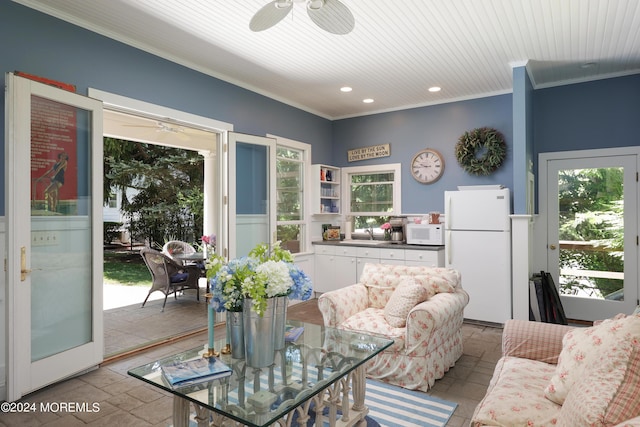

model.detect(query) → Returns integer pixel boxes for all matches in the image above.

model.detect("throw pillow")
[557,336,640,426]
[383,278,430,328]
[544,315,640,405]
[170,272,189,283]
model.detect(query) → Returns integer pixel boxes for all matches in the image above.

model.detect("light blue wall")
[533,74,640,155]
[332,95,514,213]
[0,2,333,215]
[512,66,535,214]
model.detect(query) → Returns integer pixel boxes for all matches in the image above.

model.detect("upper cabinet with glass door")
[312,164,340,215]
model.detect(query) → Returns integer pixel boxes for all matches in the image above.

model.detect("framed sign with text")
[347,144,391,162]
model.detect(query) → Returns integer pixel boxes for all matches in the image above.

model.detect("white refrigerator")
[444,187,512,324]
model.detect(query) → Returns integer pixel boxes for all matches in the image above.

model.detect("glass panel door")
[547,155,638,321]
[228,133,276,258]
[30,95,93,361]
[5,73,103,400]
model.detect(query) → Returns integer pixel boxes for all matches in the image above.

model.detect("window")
[275,138,310,253]
[343,164,401,235]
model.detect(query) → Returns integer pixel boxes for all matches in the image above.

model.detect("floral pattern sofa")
[317,263,469,391]
[472,316,640,427]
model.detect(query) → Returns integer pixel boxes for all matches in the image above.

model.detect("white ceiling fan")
[250,0,355,35]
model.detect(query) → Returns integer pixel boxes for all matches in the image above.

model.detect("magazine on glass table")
[161,357,232,388]
[285,325,304,342]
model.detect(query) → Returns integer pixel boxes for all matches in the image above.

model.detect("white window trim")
[341,163,402,216]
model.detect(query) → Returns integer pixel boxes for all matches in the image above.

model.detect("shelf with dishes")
[312,164,340,214]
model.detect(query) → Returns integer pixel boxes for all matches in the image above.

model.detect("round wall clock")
[411,148,445,184]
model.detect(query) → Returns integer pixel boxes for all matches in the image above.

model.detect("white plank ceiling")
[14,0,640,119]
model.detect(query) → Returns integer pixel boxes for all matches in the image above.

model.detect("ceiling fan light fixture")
[274,0,293,9]
[307,0,325,10]
[252,0,354,34]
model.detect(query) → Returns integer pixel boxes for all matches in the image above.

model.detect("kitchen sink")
[339,240,386,245]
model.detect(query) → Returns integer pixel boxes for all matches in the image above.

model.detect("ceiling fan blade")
[307,0,355,35]
[250,1,293,32]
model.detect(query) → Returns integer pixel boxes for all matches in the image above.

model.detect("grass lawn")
[104,249,151,286]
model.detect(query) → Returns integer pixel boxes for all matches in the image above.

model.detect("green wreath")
[455,127,507,176]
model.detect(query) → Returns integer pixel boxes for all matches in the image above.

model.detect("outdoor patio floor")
[104,281,208,358]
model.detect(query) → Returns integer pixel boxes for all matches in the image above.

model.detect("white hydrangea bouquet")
[207,241,313,316]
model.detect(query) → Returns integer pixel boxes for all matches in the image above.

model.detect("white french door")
[541,150,638,321]
[227,132,276,258]
[5,73,103,400]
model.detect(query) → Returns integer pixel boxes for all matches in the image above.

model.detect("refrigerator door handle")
[445,194,451,228]
[446,230,452,264]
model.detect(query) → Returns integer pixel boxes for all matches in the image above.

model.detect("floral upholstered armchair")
[318,263,469,391]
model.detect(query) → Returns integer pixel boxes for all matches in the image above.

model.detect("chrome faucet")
[365,227,374,240]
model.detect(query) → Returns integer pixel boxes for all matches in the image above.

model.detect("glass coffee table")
[128,321,393,427]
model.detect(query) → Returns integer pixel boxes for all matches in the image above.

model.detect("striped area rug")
[364,379,457,427]
[186,362,457,426]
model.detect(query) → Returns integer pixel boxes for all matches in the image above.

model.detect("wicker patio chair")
[162,240,206,273]
[140,247,201,311]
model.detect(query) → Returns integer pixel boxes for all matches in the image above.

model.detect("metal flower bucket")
[243,298,276,368]
[273,296,288,351]
[227,310,245,359]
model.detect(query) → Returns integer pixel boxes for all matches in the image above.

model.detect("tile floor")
[104,286,206,357]
[1,299,503,427]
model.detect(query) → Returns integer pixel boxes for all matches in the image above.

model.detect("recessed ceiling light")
[340,86,352,92]
[428,86,441,92]
[363,98,374,103]
[581,62,597,69]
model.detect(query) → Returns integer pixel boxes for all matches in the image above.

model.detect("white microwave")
[405,223,445,245]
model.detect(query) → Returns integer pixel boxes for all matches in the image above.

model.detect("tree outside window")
[103,137,204,248]
[344,165,401,236]
[558,167,624,300]
[276,145,306,253]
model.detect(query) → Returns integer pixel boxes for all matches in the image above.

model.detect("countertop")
[312,240,444,251]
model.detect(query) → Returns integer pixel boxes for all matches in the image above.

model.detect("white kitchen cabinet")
[314,245,357,293]
[356,246,405,281]
[405,248,444,267]
[311,164,340,215]
[315,244,444,292]
[379,247,405,263]
[356,246,380,281]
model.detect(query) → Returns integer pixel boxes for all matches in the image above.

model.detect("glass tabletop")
[127,321,393,427]
[172,252,205,261]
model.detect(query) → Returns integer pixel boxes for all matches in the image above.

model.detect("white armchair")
[318,263,469,391]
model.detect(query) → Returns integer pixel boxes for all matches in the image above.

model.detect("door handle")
[20,246,32,281]
[549,244,557,250]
